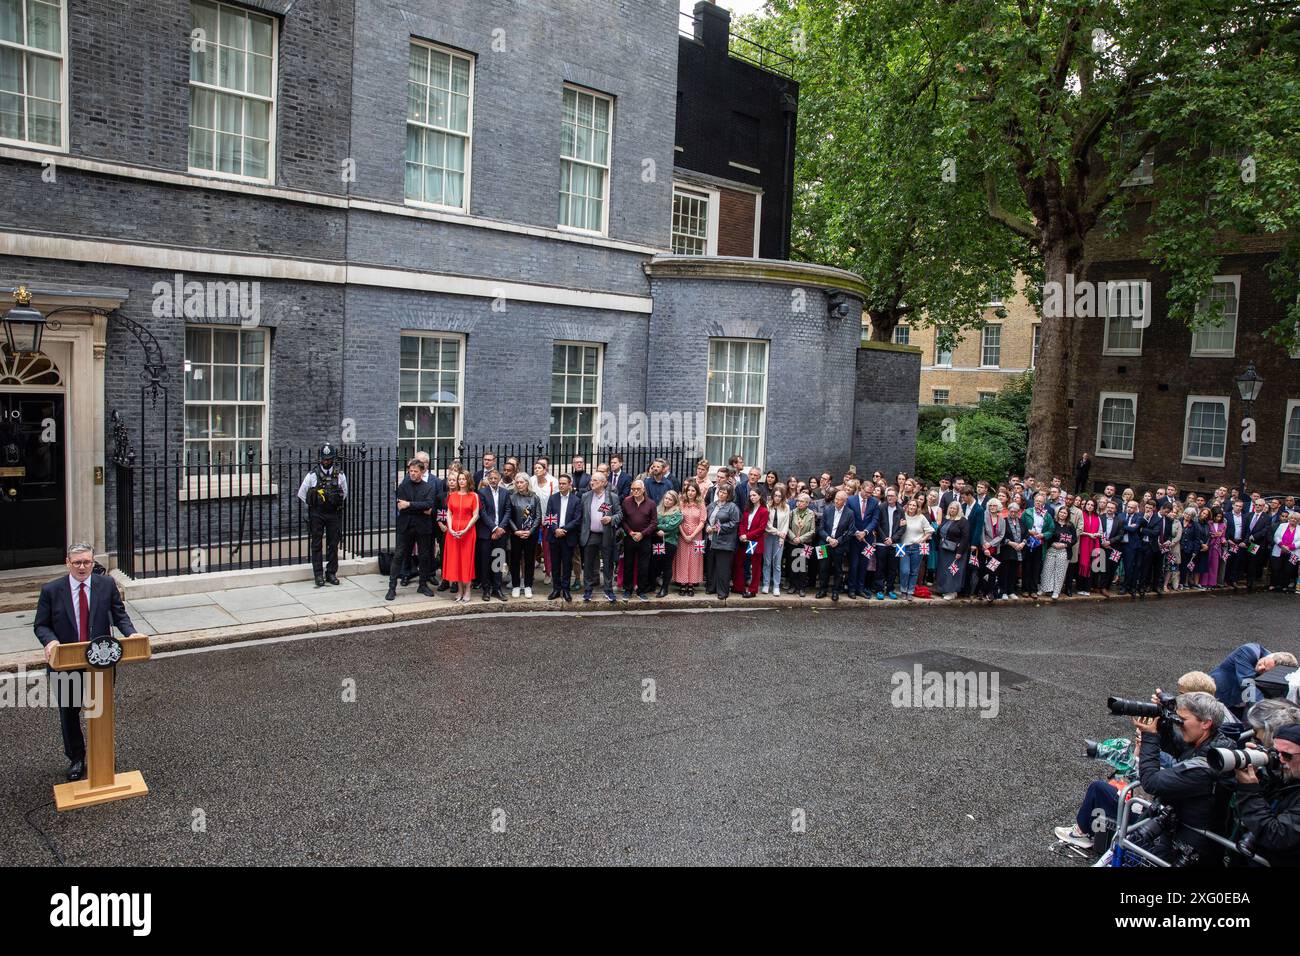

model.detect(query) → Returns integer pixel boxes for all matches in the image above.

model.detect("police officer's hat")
[319,443,336,463]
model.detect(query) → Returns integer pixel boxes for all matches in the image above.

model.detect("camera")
[1107,693,1183,725]
[1206,746,1279,774]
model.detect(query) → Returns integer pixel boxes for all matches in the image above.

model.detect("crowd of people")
[379,449,1300,604]
[1055,641,1300,867]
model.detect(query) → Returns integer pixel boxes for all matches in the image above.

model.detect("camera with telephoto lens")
[1206,746,1280,774]
[1107,692,1183,725]
[1128,803,1201,866]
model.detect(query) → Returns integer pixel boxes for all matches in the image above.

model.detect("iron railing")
[109,433,697,579]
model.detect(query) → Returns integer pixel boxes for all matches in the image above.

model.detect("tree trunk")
[867,308,902,342]
[1024,241,1080,480]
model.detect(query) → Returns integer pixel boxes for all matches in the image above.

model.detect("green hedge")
[915,373,1031,484]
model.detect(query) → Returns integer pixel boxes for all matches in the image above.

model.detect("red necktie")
[78,582,90,642]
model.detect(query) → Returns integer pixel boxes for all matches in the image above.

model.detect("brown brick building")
[1069,225,1298,496]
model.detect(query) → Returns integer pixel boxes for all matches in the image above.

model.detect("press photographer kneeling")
[1132,691,1234,867]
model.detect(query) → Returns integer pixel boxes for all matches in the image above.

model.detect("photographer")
[1053,672,1217,851]
[1211,643,1298,719]
[1233,723,1300,866]
[1133,691,1234,866]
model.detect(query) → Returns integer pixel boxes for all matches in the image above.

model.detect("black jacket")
[1234,777,1300,867]
[1139,730,1232,865]
[395,476,437,534]
[34,574,137,647]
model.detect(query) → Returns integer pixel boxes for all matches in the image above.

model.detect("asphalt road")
[3,592,1295,866]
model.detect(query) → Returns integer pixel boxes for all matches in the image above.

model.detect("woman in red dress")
[443,471,479,602]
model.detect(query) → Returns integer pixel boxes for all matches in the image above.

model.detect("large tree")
[754,0,1300,476]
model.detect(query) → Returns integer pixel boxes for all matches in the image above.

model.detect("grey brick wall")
[647,276,865,477]
[852,344,921,478]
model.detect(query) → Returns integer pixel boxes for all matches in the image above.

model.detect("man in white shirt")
[547,474,581,601]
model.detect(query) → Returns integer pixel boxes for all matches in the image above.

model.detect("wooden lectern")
[49,634,152,811]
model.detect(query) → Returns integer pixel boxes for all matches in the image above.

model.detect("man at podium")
[33,542,141,784]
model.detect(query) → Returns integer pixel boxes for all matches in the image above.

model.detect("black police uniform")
[304,445,346,584]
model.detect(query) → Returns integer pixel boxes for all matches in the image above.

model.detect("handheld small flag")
[894,544,906,558]
[542,513,557,527]
[947,560,960,576]
[1109,549,1121,563]
[985,557,1001,573]
[437,509,448,522]
[653,543,665,555]
[801,545,813,558]
[816,545,829,559]
[968,553,979,567]
[693,540,707,554]
[746,541,756,555]
[1188,557,1198,571]
[919,542,929,556]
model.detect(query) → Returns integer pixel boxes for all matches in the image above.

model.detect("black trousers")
[477,537,507,593]
[389,526,431,587]
[1271,555,1298,591]
[1225,546,1247,585]
[1247,549,1270,589]
[509,535,536,588]
[1123,546,1148,593]
[652,542,677,590]
[710,547,734,597]
[1022,547,1044,594]
[549,534,576,592]
[998,551,1020,596]
[875,546,898,593]
[54,669,87,762]
[623,534,652,594]
[819,544,851,593]
[308,510,342,577]
[583,533,618,592]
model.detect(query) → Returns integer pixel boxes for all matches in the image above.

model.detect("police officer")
[297,443,348,587]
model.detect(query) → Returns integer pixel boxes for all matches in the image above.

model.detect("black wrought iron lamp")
[3,286,56,355]
[1234,361,1263,501]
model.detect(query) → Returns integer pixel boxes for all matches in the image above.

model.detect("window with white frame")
[188,0,276,181]
[0,0,64,149]
[1190,277,1239,356]
[550,342,601,457]
[1182,396,1229,465]
[934,342,952,367]
[978,391,996,405]
[1283,400,1300,474]
[706,339,767,466]
[398,333,462,467]
[892,324,910,345]
[980,324,1002,367]
[1122,148,1154,187]
[671,184,717,255]
[1102,279,1146,354]
[184,326,268,465]
[932,389,950,406]
[405,41,472,211]
[1031,323,1041,368]
[559,85,611,233]
[1096,392,1137,459]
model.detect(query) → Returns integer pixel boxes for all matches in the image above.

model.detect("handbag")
[377,550,395,576]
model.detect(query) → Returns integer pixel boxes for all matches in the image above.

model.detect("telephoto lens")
[1107,697,1161,719]
[1206,747,1275,773]
[1085,739,1101,759]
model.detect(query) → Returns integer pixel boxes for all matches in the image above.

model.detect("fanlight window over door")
[0,345,62,386]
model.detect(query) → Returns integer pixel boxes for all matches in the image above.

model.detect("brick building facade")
[0,0,916,572]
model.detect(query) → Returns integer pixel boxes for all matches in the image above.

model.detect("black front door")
[0,392,67,570]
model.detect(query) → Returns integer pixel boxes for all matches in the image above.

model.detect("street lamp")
[2,286,48,355]
[1235,361,1263,501]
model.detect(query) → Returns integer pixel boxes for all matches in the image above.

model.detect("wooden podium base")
[53,770,148,812]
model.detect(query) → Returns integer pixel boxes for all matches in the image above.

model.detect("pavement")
[4,569,1286,674]
[2,590,1295,865]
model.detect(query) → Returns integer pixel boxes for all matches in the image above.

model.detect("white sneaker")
[761,585,769,594]
[524,587,533,598]
[1008,593,1019,600]
[511,587,521,597]
[1054,825,1094,850]
[1077,590,1091,596]
[773,586,781,597]
[942,593,955,601]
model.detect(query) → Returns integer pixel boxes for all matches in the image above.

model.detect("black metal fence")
[110,431,696,579]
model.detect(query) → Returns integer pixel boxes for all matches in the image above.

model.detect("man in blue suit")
[961,487,986,597]
[846,481,880,599]
[476,470,512,601]
[33,543,142,783]
[606,454,633,500]
[545,474,583,601]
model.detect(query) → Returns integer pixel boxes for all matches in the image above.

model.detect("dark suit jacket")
[820,506,856,547]
[1102,514,1126,549]
[607,471,632,500]
[546,491,583,541]
[877,503,906,544]
[570,471,591,494]
[1247,511,1274,548]
[395,476,437,533]
[34,573,137,648]
[579,488,623,547]
[476,485,513,539]
[847,494,880,540]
